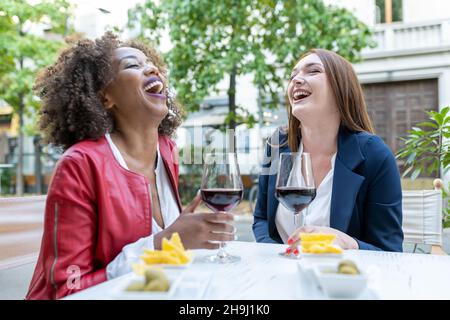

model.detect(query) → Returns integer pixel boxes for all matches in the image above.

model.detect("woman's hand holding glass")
[154,193,236,250]
[200,152,243,263]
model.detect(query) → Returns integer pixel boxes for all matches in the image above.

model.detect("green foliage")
[128,0,374,127]
[0,167,14,195]
[0,0,72,135]
[178,145,204,205]
[396,107,450,180]
[396,106,450,226]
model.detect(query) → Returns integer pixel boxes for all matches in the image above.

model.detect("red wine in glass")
[201,188,243,212]
[275,187,316,213]
[275,152,315,227]
[276,152,315,259]
[201,152,243,263]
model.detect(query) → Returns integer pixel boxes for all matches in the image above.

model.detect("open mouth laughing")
[292,88,312,103]
[143,76,166,99]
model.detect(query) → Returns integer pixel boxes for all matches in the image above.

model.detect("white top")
[105,133,180,279]
[275,142,336,243]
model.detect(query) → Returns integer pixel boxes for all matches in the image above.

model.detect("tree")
[128,0,374,137]
[0,0,72,195]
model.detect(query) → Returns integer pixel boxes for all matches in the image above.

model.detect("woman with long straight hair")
[253,49,403,252]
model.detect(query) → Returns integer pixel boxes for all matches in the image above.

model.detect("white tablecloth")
[64,241,450,300]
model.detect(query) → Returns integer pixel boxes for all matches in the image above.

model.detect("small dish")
[313,263,368,299]
[301,251,343,259]
[111,269,184,300]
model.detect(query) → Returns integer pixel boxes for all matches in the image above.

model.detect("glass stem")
[294,209,307,227]
[217,241,227,258]
[300,210,306,227]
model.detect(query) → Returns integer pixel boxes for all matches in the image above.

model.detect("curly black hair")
[35,32,183,151]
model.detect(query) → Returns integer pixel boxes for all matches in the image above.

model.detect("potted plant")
[396,106,450,228]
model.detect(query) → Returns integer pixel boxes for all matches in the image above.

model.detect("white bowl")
[313,264,368,299]
[111,269,184,300]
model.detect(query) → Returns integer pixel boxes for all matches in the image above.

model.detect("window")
[376,0,403,24]
[237,131,250,154]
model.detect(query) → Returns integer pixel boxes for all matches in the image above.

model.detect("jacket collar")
[276,127,366,233]
[329,127,365,232]
[97,134,183,212]
[336,127,365,171]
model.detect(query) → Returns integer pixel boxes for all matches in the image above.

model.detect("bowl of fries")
[134,232,194,269]
[299,233,343,258]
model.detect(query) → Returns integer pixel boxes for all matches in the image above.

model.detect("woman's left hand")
[287,226,359,250]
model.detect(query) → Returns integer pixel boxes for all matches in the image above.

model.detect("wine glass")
[200,152,243,263]
[275,152,316,228]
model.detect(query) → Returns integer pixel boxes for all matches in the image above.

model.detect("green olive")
[125,281,146,291]
[339,265,359,275]
[338,259,358,270]
[144,268,167,284]
[144,279,170,292]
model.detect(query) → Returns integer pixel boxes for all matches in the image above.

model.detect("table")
[65,241,450,300]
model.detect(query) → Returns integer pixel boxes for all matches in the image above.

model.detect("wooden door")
[363,79,438,154]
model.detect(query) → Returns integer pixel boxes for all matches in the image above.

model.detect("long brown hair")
[287,49,374,152]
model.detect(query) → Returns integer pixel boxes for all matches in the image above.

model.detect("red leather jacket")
[26,135,181,300]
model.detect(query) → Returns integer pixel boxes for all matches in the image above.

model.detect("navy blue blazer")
[252,127,404,252]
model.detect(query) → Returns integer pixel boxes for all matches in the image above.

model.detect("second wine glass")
[200,152,243,263]
[275,152,316,227]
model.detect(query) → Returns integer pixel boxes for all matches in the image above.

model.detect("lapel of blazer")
[158,135,183,212]
[330,128,365,232]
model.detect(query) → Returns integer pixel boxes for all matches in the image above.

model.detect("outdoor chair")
[402,179,447,255]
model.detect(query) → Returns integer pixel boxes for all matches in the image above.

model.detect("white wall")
[403,0,450,23]
[325,0,376,26]
[72,0,144,39]
[325,0,450,26]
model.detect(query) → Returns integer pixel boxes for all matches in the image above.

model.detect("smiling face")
[287,53,339,123]
[102,47,169,127]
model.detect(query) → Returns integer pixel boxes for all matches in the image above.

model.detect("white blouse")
[105,133,180,279]
[275,142,336,244]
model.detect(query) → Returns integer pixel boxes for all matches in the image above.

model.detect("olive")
[144,268,167,283]
[144,279,170,292]
[338,259,357,269]
[339,265,359,275]
[125,281,146,291]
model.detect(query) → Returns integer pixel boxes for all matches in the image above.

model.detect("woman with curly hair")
[26,32,235,300]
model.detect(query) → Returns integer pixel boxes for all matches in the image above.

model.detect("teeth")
[144,81,163,93]
[293,90,311,100]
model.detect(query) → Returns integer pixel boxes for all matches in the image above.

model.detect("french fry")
[169,232,185,251]
[140,232,193,265]
[299,233,343,254]
[299,233,336,243]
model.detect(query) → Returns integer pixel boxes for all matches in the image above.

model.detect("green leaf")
[416,121,438,129]
[411,168,422,180]
[406,152,416,165]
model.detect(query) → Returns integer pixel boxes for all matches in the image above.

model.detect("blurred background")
[1,0,450,298]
